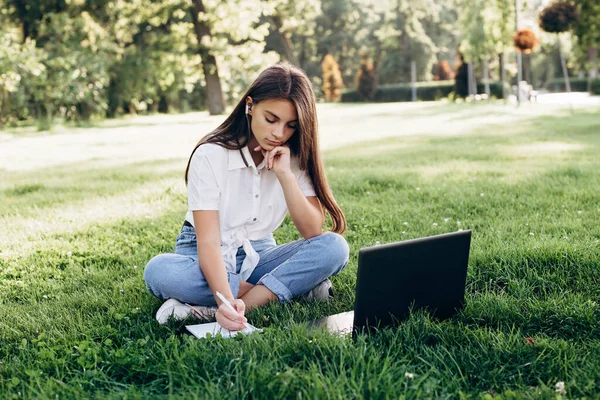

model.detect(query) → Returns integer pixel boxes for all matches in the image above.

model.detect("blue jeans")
[144,224,350,306]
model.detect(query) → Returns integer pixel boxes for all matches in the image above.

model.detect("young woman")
[144,63,349,331]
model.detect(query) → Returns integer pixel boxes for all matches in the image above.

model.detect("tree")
[321,54,344,101]
[190,0,225,115]
[355,50,377,101]
[458,0,515,97]
[434,60,454,80]
[574,0,600,79]
[262,0,320,67]
[314,0,382,87]
[513,28,538,84]
[539,1,579,93]
[0,31,45,127]
[372,0,439,84]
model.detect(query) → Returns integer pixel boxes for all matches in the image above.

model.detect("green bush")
[340,80,504,102]
[589,79,600,95]
[546,77,589,92]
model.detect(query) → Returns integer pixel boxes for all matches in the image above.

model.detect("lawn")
[1,102,599,399]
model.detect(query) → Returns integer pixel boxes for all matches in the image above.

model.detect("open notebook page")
[185,322,262,339]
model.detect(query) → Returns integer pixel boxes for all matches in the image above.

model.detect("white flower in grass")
[66,251,72,257]
[404,372,415,379]
[133,265,138,269]
[457,221,461,226]
[555,381,566,395]
[577,210,582,215]
[432,223,438,227]
[530,232,535,236]
[416,187,420,191]
[375,241,381,246]
[480,193,485,197]
[403,222,409,226]
[444,218,450,223]
[42,295,48,299]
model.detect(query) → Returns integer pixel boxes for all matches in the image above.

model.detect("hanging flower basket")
[513,28,538,54]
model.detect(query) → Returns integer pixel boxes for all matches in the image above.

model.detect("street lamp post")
[515,0,522,106]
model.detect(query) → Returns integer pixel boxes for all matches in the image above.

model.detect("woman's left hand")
[254,145,292,177]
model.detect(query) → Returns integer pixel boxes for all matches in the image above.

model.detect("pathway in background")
[0,100,596,172]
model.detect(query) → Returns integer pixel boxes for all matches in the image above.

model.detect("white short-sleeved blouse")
[185,143,316,281]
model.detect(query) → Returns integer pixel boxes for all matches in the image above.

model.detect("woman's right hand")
[215,298,248,331]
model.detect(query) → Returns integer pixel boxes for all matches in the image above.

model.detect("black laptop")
[310,230,472,336]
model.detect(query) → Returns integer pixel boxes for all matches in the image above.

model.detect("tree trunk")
[13,0,31,41]
[190,0,225,115]
[589,47,598,80]
[499,52,507,101]
[269,13,299,66]
[523,53,531,84]
[0,89,7,127]
[402,28,410,81]
[467,62,476,97]
[558,35,571,93]
[371,13,385,71]
[483,60,490,99]
[299,35,307,70]
[516,51,523,105]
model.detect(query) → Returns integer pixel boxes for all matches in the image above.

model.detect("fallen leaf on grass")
[524,337,535,346]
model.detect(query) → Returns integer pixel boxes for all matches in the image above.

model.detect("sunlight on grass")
[1,103,599,398]
[502,141,585,157]
[0,178,185,256]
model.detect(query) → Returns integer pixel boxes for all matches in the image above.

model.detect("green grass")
[1,105,600,398]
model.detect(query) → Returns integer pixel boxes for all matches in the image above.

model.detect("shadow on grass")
[1,108,599,397]
[1,194,598,397]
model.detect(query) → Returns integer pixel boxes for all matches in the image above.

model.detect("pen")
[215,291,251,330]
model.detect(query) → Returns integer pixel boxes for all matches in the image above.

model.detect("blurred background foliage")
[0,0,598,129]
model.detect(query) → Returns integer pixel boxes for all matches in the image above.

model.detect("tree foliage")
[321,54,344,101]
[573,0,600,47]
[355,50,377,101]
[514,28,538,53]
[434,60,454,80]
[539,1,579,34]
[0,0,592,124]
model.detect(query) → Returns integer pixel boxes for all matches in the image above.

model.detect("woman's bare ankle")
[240,285,277,309]
[238,281,255,298]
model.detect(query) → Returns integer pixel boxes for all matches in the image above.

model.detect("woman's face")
[249,98,298,150]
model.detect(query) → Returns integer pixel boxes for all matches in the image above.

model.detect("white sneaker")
[305,279,334,302]
[155,298,217,325]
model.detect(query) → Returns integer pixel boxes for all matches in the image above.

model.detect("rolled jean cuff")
[257,274,293,303]
[228,272,241,300]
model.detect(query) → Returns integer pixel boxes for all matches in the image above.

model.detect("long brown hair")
[185,63,346,234]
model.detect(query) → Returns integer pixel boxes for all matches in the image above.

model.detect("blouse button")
[255,194,259,198]
[253,218,257,221]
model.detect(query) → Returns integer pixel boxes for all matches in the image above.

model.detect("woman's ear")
[245,96,253,114]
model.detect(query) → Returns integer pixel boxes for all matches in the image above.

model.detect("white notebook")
[185,322,262,339]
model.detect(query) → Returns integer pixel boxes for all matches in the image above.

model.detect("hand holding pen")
[215,291,249,331]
